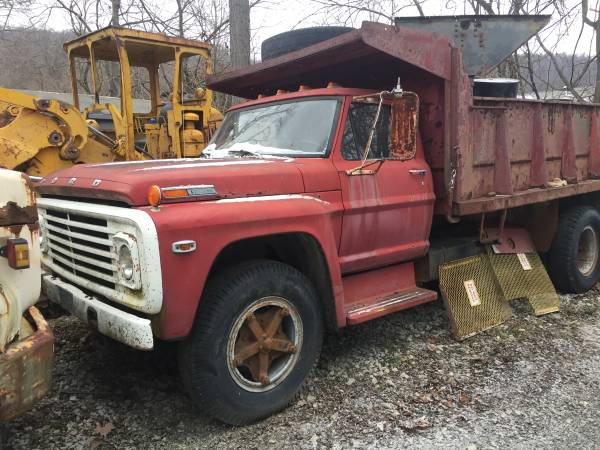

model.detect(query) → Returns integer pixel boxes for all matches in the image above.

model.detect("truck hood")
[35,157,308,206]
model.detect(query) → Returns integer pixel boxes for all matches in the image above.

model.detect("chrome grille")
[41,208,116,289]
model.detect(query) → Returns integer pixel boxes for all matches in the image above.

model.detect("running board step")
[346,288,437,325]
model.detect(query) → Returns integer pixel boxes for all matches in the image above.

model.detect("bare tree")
[582,0,600,101]
[228,0,250,69]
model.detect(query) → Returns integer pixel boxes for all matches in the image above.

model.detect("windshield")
[205,98,340,157]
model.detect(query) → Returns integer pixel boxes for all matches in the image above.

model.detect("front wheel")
[178,260,323,425]
[547,206,600,293]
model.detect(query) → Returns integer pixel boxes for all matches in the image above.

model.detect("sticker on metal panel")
[517,253,532,271]
[463,280,481,306]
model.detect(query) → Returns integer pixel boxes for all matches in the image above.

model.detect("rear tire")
[178,260,323,425]
[547,206,600,293]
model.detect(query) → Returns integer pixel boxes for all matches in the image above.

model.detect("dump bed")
[207,18,600,220]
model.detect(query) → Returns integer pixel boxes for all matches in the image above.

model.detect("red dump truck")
[36,16,600,424]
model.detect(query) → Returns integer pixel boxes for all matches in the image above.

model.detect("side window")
[341,102,391,160]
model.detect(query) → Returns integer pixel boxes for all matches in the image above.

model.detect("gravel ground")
[5,289,600,450]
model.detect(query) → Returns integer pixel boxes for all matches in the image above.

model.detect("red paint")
[494,111,513,195]
[346,288,437,325]
[36,158,305,206]
[333,98,435,275]
[148,190,346,337]
[342,263,437,325]
[561,106,577,183]
[530,104,548,187]
[342,262,417,310]
[589,111,600,178]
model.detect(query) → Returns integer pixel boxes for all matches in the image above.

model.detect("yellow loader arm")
[0,87,90,175]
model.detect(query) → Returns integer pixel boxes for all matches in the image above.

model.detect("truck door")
[333,96,435,274]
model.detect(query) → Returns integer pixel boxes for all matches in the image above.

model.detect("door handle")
[408,169,427,176]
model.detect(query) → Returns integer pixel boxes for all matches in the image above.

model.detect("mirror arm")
[346,158,385,176]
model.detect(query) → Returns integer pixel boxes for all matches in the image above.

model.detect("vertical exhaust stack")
[394,15,551,77]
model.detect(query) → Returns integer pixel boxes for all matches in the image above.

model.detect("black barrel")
[473,78,519,98]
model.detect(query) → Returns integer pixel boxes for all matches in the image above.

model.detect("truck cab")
[206,86,434,274]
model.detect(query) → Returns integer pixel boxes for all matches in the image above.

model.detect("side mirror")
[389,92,419,160]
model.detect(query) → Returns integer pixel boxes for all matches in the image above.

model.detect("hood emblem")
[50,177,58,184]
[68,177,77,185]
[92,179,102,187]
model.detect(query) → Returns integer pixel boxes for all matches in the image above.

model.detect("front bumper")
[0,307,54,421]
[42,273,154,350]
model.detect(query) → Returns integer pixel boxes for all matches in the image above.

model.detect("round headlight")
[118,244,134,280]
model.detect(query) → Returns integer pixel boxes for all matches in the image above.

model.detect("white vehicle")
[0,169,53,421]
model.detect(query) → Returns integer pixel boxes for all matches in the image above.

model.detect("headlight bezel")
[39,216,49,254]
[113,232,141,290]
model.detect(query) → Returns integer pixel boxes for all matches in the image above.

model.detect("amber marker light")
[2,238,30,270]
[148,185,162,207]
[162,188,189,199]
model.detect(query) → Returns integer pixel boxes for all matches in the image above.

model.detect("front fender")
[146,192,344,339]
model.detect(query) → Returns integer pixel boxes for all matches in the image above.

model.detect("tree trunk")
[109,0,121,97]
[594,23,600,103]
[228,0,250,103]
[112,0,120,26]
[228,0,250,70]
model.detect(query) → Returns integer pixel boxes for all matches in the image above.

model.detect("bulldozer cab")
[64,27,222,161]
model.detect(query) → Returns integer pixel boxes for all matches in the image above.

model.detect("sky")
[4,0,597,56]
[248,0,596,56]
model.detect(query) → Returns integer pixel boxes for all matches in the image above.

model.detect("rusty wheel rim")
[227,296,303,392]
[578,225,599,277]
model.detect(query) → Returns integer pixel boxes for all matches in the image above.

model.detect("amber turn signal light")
[1,238,30,270]
[162,188,189,199]
[148,185,162,207]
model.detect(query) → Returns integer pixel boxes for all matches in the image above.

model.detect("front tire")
[178,260,323,425]
[547,206,600,293]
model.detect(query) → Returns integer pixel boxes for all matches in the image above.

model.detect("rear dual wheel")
[547,206,600,293]
[178,260,323,425]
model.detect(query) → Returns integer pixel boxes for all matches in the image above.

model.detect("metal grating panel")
[486,248,560,316]
[439,254,512,340]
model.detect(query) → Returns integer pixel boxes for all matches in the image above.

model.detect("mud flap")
[439,254,512,340]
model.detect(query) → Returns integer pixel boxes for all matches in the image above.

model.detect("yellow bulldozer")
[0,27,223,176]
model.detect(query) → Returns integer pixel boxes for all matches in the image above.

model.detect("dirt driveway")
[5,290,600,449]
